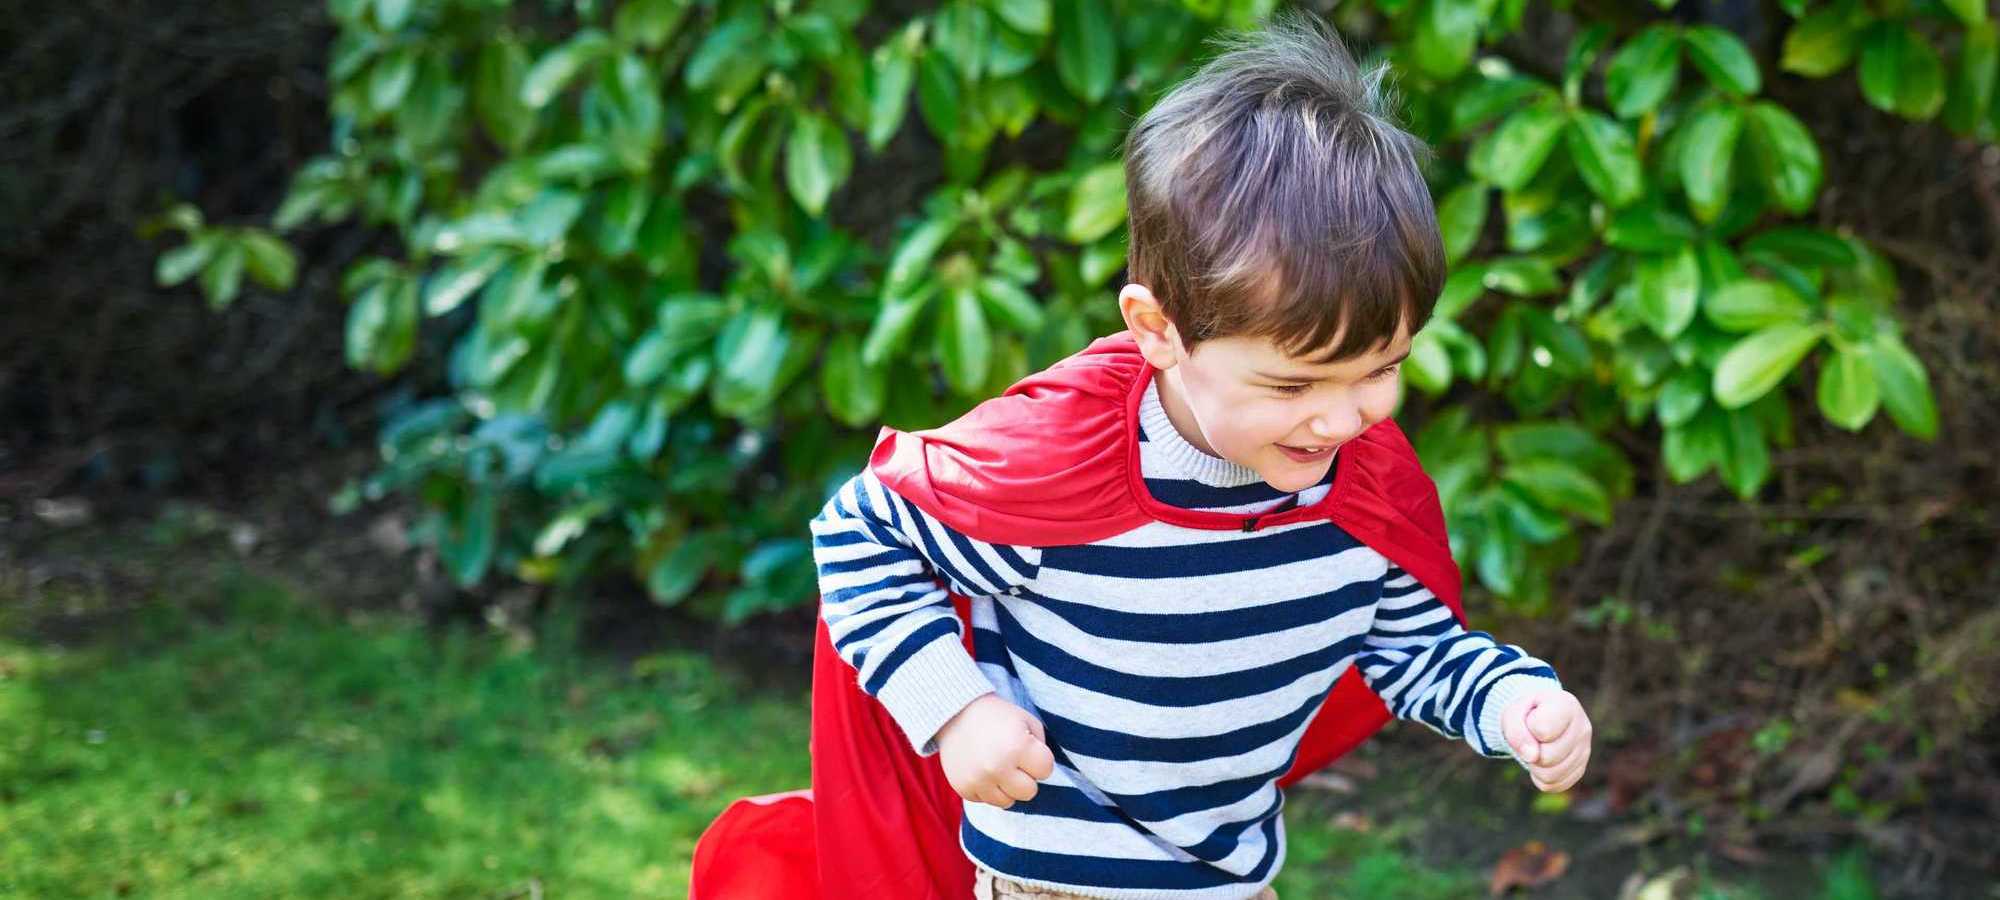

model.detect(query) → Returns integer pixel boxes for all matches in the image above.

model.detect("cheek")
[1359,380,1400,422]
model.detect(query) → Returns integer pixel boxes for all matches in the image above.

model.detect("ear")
[1118,283,1185,370]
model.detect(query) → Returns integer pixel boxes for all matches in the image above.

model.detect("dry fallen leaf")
[1330,811,1372,832]
[1488,840,1570,896]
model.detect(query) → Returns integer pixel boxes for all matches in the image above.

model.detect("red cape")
[690,333,1464,899]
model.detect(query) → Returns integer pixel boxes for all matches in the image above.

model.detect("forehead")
[1206,325,1413,371]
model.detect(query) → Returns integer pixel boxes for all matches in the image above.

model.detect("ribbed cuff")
[1475,674,1564,762]
[873,633,997,756]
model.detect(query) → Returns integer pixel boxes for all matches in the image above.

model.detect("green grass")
[0,569,1881,899]
[0,572,809,899]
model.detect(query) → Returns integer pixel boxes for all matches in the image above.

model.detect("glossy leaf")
[1713,322,1824,408]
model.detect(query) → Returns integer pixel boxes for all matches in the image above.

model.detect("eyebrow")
[1252,347,1412,383]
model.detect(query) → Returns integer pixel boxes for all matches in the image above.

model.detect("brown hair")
[1122,11,1445,364]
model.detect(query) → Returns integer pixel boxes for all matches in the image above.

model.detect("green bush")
[156,0,1973,618]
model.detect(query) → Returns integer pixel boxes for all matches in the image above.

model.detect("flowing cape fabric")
[690,333,1465,899]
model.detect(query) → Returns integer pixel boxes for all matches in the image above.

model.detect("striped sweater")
[809,379,1562,899]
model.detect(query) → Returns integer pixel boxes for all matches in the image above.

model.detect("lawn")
[0,568,1873,898]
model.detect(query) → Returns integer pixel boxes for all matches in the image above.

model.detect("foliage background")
[3,0,1997,889]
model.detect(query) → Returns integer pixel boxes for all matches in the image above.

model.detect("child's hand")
[936,694,1056,809]
[1500,689,1591,792]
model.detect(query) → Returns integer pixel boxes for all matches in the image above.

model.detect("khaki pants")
[973,867,1279,899]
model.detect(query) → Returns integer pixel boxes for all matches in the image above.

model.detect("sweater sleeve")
[809,469,1036,756]
[1353,563,1564,762]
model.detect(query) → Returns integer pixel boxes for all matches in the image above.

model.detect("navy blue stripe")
[1038,688,1326,763]
[993,602,1371,706]
[962,812,1279,890]
[1142,477,1292,509]
[861,617,960,694]
[1014,581,1376,644]
[831,611,900,653]
[993,543,1036,580]
[1049,742,1288,822]
[1181,790,1284,863]
[946,528,1008,594]
[1041,522,1362,579]
[819,570,934,606]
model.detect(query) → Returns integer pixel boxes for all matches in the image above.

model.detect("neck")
[1153,366,1221,457]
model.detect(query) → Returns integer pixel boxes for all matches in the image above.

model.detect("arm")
[809,469,1027,755]
[1353,563,1564,762]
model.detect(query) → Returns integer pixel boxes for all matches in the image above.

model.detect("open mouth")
[1275,443,1333,462]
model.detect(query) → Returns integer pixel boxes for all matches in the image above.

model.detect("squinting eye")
[1367,365,1401,381]
[1270,384,1312,396]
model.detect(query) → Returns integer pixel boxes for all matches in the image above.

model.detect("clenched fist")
[936,694,1056,809]
[1501,688,1592,793]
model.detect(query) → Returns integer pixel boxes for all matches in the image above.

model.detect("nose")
[1309,404,1363,444]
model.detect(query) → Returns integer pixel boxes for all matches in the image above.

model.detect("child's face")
[1161,327,1411,494]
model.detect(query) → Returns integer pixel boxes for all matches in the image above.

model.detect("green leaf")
[368,48,418,113]
[822,331,887,426]
[1635,246,1701,338]
[1481,103,1568,191]
[1744,102,1823,214]
[1065,162,1127,243]
[1679,103,1744,224]
[1664,407,1728,482]
[977,276,1046,334]
[885,218,954,294]
[522,30,608,108]
[1717,406,1771,498]
[1657,367,1708,427]
[1944,0,1988,26]
[1410,0,1482,80]
[1451,76,1550,138]
[155,236,215,287]
[785,112,853,217]
[1405,329,1453,395]
[1475,507,1524,596]
[1782,6,1862,77]
[1705,279,1812,332]
[988,0,1051,35]
[1817,345,1879,430]
[1605,25,1682,119]
[238,231,298,291]
[862,286,934,366]
[442,488,497,588]
[1437,182,1489,264]
[1606,201,1699,252]
[867,31,918,150]
[1482,257,1560,297]
[915,52,965,144]
[684,19,764,111]
[374,0,411,29]
[1866,335,1938,439]
[614,0,688,48]
[936,285,993,395]
[1683,25,1761,97]
[1946,23,1999,135]
[646,532,716,605]
[474,40,535,150]
[931,1,992,81]
[1053,0,1117,103]
[1502,459,1612,525]
[1859,22,1946,120]
[1713,322,1824,408]
[346,278,418,374]
[711,306,791,418]
[424,250,506,317]
[1564,111,1644,208]
[200,241,247,309]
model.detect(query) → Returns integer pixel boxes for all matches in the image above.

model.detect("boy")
[809,14,1590,900]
